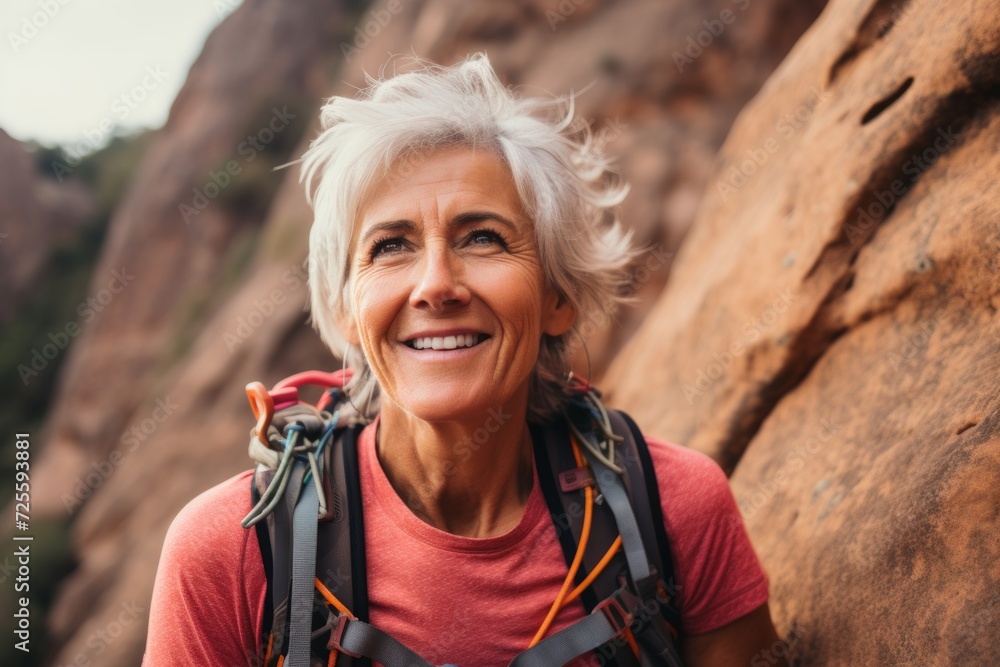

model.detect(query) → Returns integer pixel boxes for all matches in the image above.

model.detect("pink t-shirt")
[143,422,767,666]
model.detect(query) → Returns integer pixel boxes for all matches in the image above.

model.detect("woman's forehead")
[359,147,526,227]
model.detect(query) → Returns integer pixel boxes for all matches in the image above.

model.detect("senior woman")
[145,55,785,667]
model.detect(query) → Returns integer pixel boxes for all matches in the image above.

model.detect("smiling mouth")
[404,334,490,350]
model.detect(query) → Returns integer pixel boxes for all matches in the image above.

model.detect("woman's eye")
[369,237,407,259]
[467,229,509,249]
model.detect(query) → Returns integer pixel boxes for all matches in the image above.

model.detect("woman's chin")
[402,399,489,423]
[387,384,513,424]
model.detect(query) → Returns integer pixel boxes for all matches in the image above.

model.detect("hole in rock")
[955,422,977,435]
[861,77,915,125]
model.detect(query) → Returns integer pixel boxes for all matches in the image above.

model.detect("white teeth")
[409,334,482,350]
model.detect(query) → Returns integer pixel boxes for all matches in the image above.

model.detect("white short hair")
[301,53,637,422]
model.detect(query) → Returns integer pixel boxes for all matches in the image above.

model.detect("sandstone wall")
[605,0,1000,662]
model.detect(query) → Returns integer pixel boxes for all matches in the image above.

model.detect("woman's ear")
[335,307,362,345]
[542,293,577,337]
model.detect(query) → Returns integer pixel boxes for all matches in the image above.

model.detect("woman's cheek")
[350,277,381,341]
[353,269,389,307]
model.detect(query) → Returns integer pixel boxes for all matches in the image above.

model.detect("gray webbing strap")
[580,436,653,584]
[508,588,640,667]
[287,459,319,666]
[268,458,307,660]
[508,613,616,667]
[337,618,436,667]
[605,411,665,577]
[332,587,643,667]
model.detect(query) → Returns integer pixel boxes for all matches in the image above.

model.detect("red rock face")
[605,0,1000,662]
[21,0,830,664]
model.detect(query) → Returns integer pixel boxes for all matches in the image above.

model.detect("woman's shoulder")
[158,470,261,576]
[636,433,769,633]
[167,470,256,540]
[145,471,265,664]
[640,434,735,514]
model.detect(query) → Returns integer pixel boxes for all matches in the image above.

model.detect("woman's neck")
[374,397,534,538]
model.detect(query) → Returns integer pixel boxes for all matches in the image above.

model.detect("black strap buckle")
[327,615,362,659]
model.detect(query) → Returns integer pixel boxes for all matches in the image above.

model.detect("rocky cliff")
[0,129,95,326]
[22,0,359,664]
[605,0,1000,662]
[16,0,837,664]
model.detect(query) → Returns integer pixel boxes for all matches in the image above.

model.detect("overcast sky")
[0,0,238,150]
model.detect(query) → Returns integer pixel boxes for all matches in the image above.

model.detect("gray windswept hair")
[300,53,637,423]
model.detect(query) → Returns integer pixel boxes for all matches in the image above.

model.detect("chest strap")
[327,585,647,667]
[247,373,683,667]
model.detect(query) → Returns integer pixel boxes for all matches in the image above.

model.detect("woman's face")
[342,147,575,422]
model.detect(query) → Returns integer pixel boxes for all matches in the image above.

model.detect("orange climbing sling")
[241,370,684,666]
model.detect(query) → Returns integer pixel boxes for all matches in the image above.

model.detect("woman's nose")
[409,245,471,310]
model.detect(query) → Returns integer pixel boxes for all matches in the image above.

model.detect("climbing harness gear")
[243,370,684,667]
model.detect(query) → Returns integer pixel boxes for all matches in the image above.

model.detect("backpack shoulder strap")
[250,475,274,640]
[317,423,371,666]
[606,409,681,632]
[535,400,683,666]
[254,422,369,667]
[531,420,607,612]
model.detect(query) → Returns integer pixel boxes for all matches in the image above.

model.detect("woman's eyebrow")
[359,219,415,244]
[452,211,518,232]
[359,212,518,245]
